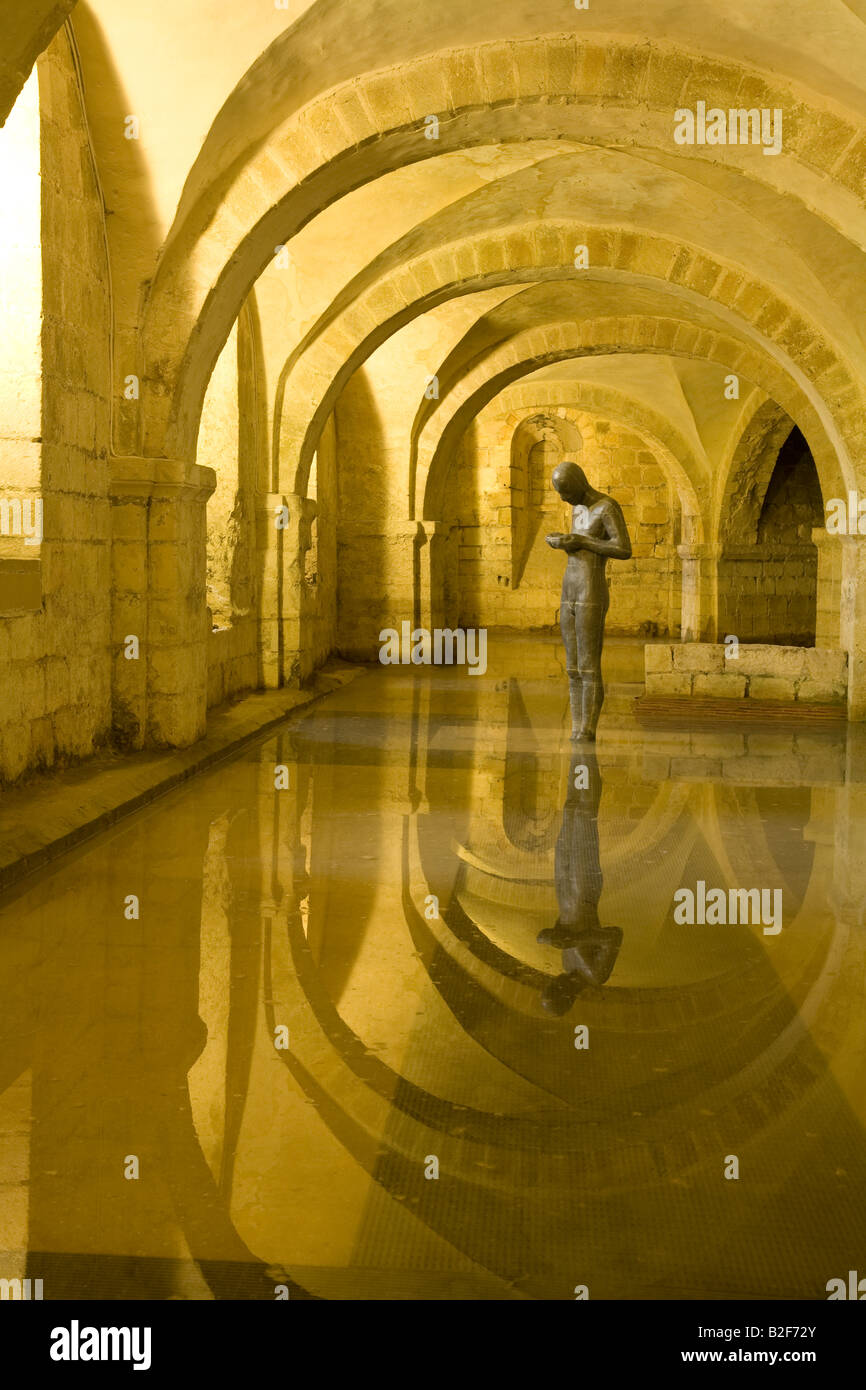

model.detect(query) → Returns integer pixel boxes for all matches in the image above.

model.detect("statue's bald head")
[552,461,589,504]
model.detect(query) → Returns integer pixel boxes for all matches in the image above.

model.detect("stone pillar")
[812,526,843,648]
[256,492,318,688]
[417,520,456,632]
[665,540,682,640]
[337,521,422,661]
[110,458,215,749]
[840,533,866,721]
[677,542,716,642]
[256,492,286,689]
[293,495,319,685]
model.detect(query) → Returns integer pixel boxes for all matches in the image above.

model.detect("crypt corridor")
[2,0,866,1300]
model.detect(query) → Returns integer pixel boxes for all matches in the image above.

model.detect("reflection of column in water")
[23,795,212,1298]
[16,760,320,1301]
[536,747,623,1015]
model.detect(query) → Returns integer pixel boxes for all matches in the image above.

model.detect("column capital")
[418,520,456,542]
[109,457,215,503]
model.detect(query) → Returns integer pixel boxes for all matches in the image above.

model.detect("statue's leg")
[574,597,608,739]
[560,601,582,738]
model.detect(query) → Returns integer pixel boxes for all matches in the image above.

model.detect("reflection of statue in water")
[546,462,632,741]
[537,748,622,1015]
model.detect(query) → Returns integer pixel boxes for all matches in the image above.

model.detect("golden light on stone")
[0,0,865,1328]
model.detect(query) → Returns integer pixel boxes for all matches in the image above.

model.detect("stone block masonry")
[644,643,848,704]
[0,36,113,783]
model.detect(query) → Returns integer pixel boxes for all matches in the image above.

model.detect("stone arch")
[716,397,797,548]
[756,429,825,643]
[134,37,866,468]
[0,2,76,126]
[414,318,857,650]
[717,405,826,645]
[457,380,703,543]
[418,320,847,527]
[165,10,866,254]
[120,37,866,725]
[276,223,863,508]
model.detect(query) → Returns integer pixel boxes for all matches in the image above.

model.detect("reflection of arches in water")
[52,710,848,1300]
[3,749,322,1302]
[502,681,560,853]
[693,782,815,923]
[265,745,835,1124]
[417,777,798,1045]
[252,812,866,1298]
[457,754,727,989]
[9,706,859,1300]
[401,753,848,1096]
[288,715,386,1002]
[754,785,815,905]
[470,763,828,995]
[180,756,864,1297]
[204,700,864,1296]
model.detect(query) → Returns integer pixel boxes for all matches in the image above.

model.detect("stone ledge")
[635,694,846,727]
[0,659,365,895]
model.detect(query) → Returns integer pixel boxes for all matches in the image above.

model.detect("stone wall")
[717,546,817,645]
[645,643,848,704]
[583,419,680,638]
[0,35,112,782]
[207,624,257,709]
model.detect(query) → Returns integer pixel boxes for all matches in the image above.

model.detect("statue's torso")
[561,498,612,605]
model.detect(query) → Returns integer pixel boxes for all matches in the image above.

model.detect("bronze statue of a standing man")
[546,462,632,741]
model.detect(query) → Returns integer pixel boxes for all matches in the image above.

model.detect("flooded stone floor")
[1,634,865,1300]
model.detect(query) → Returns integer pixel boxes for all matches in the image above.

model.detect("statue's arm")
[563,501,632,560]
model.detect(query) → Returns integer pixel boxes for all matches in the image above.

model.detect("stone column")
[677,542,716,642]
[665,540,683,640]
[256,492,286,689]
[337,521,423,660]
[255,491,319,688]
[812,526,843,648]
[840,533,866,721]
[110,458,215,749]
[417,520,457,632]
[292,495,319,685]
